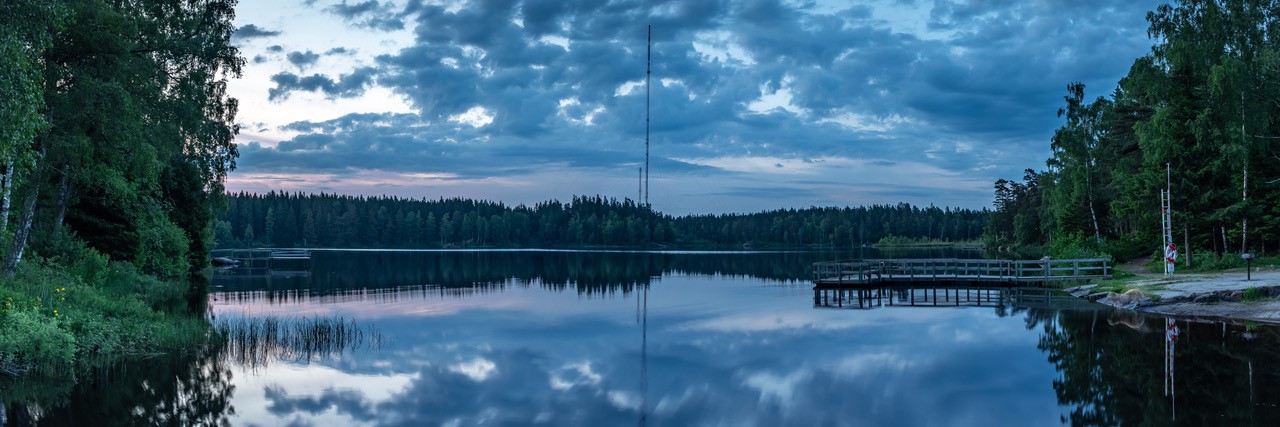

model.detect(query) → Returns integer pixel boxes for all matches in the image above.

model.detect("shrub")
[1190,254,1245,271]
[0,254,214,377]
[0,309,75,375]
[1102,236,1149,262]
[1243,287,1263,303]
[133,208,191,278]
[1050,232,1111,260]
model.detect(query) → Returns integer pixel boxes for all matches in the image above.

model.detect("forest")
[217,192,987,249]
[1,0,239,376]
[987,0,1280,264]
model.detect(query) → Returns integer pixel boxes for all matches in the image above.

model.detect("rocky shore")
[1065,271,1280,324]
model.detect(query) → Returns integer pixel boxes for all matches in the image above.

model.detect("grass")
[0,254,216,377]
[1242,287,1264,303]
[214,315,383,369]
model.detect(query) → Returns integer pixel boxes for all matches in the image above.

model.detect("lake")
[7,249,1280,426]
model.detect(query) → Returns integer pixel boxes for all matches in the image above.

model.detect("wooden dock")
[213,249,313,271]
[812,258,1110,287]
[814,286,1106,311]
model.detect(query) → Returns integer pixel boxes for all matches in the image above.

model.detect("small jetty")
[212,249,313,271]
[814,286,1106,311]
[812,258,1110,287]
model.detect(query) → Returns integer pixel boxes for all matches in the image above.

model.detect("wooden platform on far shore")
[813,258,1110,287]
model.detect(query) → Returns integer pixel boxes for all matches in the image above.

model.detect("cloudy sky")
[226,0,1164,215]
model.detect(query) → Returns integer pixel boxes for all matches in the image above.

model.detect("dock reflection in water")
[813,286,1104,312]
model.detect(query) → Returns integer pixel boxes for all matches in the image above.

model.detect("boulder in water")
[211,257,239,267]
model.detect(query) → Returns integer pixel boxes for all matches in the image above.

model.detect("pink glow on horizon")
[225,170,519,198]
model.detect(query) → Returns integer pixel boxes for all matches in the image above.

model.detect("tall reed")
[213,315,383,369]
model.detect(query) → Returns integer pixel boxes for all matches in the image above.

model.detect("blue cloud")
[233,24,282,40]
[236,0,1167,212]
[285,50,321,70]
[267,67,378,101]
[324,0,407,31]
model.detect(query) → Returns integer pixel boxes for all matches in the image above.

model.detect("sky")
[225,0,1166,215]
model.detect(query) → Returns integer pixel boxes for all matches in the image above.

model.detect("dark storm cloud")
[285,50,321,70]
[240,112,719,179]
[267,67,378,101]
[233,24,282,40]
[324,46,355,55]
[324,0,406,31]
[264,385,377,421]
[244,0,1166,209]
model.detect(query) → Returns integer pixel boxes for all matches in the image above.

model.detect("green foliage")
[0,309,75,375]
[0,0,242,277]
[1187,254,1245,272]
[1242,286,1263,303]
[1100,236,1149,262]
[988,0,1280,261]
[0,33,44,163]
[1049,232,1111,260]
[31,228,109,286]
[132,206,192,278]
[0,257,213,377]
[0,0,65,170]
[985,169,1046,246]
[875,235,977,246]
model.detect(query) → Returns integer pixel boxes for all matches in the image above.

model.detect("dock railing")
[813,258,1110,286]
[213,248,313,271]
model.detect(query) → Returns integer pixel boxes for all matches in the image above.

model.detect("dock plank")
[813,258,1110,287]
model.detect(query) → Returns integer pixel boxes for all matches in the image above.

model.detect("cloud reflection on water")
[213,272,1068,426]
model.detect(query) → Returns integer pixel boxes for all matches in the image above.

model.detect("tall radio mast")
[644,25,651,208]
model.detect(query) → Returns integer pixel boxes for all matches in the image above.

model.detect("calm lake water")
[8,249,1280,426]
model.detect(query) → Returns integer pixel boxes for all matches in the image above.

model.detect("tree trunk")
[1088,196,1101,245]
[1184,226,1192,269]
[1212,224,1220,256]
[1222,225,1229,256]
[3,183,40,275]
[0,160,11,234]
[1242,217,1248,254]
[51,172,71,236]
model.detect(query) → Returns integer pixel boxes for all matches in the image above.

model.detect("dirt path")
[1117,257,1156,277]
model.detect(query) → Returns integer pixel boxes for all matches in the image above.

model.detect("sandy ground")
[1066,267,1280,324]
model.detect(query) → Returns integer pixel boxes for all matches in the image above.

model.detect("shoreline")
[1066,270,1280,325]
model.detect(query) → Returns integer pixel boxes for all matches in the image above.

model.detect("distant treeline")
[987,0,1280,262]
[212,251,842,299]
[217,192,986,249]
